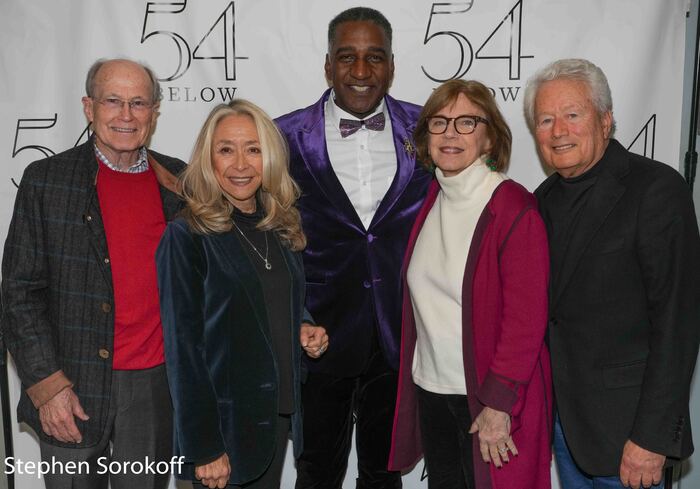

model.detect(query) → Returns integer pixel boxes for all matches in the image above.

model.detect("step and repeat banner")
[0,1,688,488]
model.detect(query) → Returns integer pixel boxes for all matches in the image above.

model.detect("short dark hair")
[414,79,512,172]
[327,7,392,52]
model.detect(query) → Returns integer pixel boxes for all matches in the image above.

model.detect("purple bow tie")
[339,113,386,138]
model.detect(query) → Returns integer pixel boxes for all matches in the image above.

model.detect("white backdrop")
[0,1,689,488]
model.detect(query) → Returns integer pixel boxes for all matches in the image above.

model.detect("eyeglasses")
[95,97,154,112]
[426,115,489,135]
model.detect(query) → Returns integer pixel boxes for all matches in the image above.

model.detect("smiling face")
[428,93,492,177]
[325,20,394,119]
[534,78,612,178]
[82,60,157,168]
[211,114,263,214]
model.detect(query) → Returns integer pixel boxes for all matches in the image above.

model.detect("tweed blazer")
[1,139,185,448]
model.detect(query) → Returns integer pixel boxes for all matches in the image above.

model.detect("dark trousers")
[194,414,290,489]
[416,385,475,489]
[39,364,173,489]
[295,346,401,489]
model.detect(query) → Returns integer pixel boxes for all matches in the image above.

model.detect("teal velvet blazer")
[156,217,305,485]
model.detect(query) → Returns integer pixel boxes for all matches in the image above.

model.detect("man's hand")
[619,440,665,488]
[195,453,230,489]
[468,406,518,468]
[300,322,329,359]
[38,387,89,443]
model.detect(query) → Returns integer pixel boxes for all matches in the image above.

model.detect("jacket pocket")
[584,236,626,256]
[602,360,646,389]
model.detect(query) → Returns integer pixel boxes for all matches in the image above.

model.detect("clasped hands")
[300,322,329,359]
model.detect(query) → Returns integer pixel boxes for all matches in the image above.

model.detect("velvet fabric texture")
[390,180,553,489]
[536,139,700,475]
[275,89,431,376]
[156,218,306,485]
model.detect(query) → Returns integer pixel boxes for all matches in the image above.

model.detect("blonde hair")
[180,99,306,251]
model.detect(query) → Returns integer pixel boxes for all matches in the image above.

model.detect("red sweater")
[390,179,552,489]
[96,164,166,370]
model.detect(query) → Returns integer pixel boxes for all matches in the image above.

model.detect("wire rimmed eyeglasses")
[94,97,154,112]
[427,115,489,135]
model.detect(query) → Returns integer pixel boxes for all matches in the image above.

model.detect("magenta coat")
[389,179,553,489]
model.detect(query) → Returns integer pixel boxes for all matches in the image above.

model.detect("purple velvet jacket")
[275,90,431,376]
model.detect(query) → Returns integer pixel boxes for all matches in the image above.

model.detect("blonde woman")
[157,100,327,489]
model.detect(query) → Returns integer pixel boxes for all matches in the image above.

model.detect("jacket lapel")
[550,141,629,308]
[297,90,364,230]
[370,95,418,228]
[149,154,182,221]
[78,141,113,294]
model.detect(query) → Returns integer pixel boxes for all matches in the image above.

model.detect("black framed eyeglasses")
[426,115,489,135]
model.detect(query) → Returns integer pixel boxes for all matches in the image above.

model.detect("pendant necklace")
[235,224,272,270]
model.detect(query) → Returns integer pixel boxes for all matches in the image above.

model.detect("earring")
[486,157,497,171]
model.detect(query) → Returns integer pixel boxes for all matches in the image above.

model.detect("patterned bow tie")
[339,113,386,138]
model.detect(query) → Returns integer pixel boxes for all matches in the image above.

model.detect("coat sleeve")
[1,164,73,406]
[628,167,700,456]
[156,221,226,464]
[476,206,550,417]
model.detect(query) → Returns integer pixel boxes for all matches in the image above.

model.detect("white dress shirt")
[324,92,397,229]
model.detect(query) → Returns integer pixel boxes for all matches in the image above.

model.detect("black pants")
[416,385,475,489]
[295,346,401,489]
[39,365,173,489]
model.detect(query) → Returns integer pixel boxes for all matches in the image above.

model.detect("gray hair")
[328,7,392,53]
[85,58,162,104]
[523,58,615,133]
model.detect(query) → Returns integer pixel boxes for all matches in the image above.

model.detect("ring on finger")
[498,447,508,455]
[318,345,326,354]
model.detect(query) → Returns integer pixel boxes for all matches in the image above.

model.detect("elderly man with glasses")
[1,57,185,489]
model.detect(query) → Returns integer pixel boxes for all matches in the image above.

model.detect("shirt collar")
[326,90,387,135]
[94,144,149,173]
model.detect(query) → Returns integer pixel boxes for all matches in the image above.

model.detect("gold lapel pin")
[403,138,415,157]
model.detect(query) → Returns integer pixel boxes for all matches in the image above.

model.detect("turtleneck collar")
[435,156,501,206]
[232,200,265,228]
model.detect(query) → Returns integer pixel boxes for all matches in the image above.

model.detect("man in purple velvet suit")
[275,7,430,489]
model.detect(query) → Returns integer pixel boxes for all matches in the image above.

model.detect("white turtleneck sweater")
[408,158,505,395]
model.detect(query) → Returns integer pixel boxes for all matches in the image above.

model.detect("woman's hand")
[300,323,329,358]
[195,453,231,488]
[468,406,518,467]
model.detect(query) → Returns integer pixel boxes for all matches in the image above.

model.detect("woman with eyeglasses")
[388,80,552,489]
